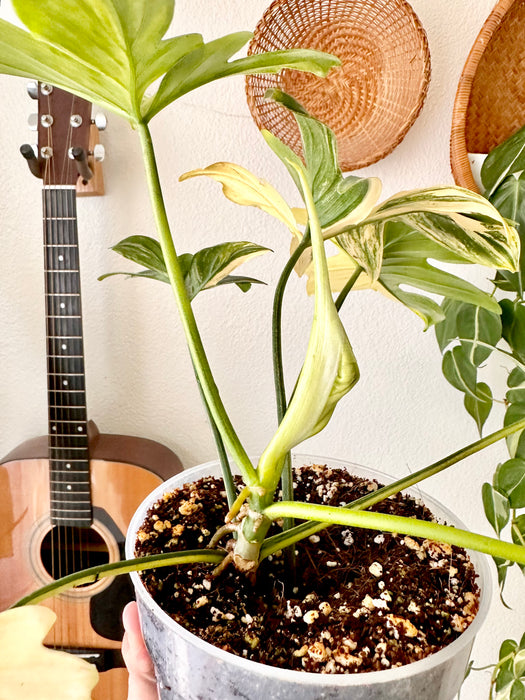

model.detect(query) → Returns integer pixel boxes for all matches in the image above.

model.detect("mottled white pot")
[126,455,492,700]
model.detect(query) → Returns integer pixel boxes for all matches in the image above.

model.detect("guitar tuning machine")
[90,144,105,162]
[92,113,107,131]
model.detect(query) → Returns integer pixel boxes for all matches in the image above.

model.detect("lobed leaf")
[102,236,269,299]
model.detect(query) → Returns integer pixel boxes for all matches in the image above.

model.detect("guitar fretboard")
[44,186,92,527]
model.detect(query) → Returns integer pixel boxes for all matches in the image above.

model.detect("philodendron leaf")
[257,147,359,490]
[482,123,525,198]
[338,187,520,278]
[495,459,525,509]
[482,482,511,536]
[501,300,525,364]
[442,346,478,400]
[262,98,382,280]
[512,515,525,548]
[179,162,300,235]
[184,241,270,299]
[457,303,502,366]
[505,402,525,460]
[301,225,501,328]
[0,606,98,700]
[464,382,493,434]
[264,91,382,234]
[0,2,338,125]
[490,172,525,295]
[146,36,340,120]
[101,235,269,299]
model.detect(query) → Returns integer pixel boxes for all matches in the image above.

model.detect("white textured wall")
[0,1,522,697]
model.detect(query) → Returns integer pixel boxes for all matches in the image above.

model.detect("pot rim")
[126,453,492,687]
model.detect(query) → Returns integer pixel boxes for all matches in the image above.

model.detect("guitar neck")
[44,186,92,527]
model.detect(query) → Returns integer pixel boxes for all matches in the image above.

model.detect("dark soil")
[135,465,479,674]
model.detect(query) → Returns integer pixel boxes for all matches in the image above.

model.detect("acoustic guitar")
[0,83,182,699]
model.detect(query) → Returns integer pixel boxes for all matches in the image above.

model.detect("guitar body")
[0,423,182,699]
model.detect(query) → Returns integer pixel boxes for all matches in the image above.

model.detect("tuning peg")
[28,113,38,131]
[92,113,107,131]
[20,143,42,178]
[91,144,105,162]
[26,81,39,100]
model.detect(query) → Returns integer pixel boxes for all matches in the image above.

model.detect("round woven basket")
[246,0,431,171]
[450,0,525,192]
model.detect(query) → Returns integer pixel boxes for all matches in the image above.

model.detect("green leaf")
[102,236,269,299]
[465,382,493,433]
[482,123,525,197]
[483,482,511,535]
[184,241,270,300]
[514,649,525,680]
[0,3,338,126]
[512,514,525,548]
[146,37,340,120]
[501,300,525,364]
[494,556,514,596]
[505,403,525,459]
[491,172,525,295]
[495,459,525,508]
[110,235,168,275]
[435,299,463,352]
[442,346,478,399]
[457,304,502,366]
[501,639,520,662]
[332,224,502,328]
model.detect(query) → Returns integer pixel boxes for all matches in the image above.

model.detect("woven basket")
[246,0,431,171]
[451,0,525,192]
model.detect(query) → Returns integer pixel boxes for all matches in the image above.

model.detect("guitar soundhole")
[40,526,110,585]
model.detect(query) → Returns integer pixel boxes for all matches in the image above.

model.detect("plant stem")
[272,231,311,521]
[260,417,525,558]
[12,550,225,607]
[137,121,257,487]
[335,265,363,311]
[263,501,525,564]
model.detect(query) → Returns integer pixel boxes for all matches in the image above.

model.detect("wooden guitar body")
[0,422,182,699]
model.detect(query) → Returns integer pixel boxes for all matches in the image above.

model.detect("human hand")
[122,601,159,700]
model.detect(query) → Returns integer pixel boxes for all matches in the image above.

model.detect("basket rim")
[245,0,431,171]
[450,0,519,193]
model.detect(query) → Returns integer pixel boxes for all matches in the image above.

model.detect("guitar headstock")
[22,83,105,194]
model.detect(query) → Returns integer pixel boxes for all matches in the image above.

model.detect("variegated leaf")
[101,236,269,299]
[0,2,338,125]
[257,147,359,491]
[179,162,300,235]
[338,186,520,276]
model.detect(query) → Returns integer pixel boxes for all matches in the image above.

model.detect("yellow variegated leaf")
[0,606,99,700]
[322,177,382,237]
[258,151,359,491]
[180,162,300,235]
[355,186,520,272]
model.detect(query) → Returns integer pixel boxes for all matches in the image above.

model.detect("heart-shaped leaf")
[495,459,525,508]
[482,482,510,536]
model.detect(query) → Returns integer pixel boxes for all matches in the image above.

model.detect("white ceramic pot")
[125,455,492,700]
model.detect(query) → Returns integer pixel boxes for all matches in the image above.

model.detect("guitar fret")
[50,446,88,451]
[45,269,80,273]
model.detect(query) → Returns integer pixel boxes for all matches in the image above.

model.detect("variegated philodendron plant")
[2,3,525,695]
